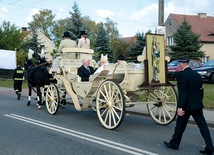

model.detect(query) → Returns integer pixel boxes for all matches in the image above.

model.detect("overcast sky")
[0,0,214,37]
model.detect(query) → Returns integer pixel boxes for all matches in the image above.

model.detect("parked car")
[193,59,214,84]
[167,59,202,79]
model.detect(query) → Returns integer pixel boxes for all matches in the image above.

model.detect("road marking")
[5,113,158,155]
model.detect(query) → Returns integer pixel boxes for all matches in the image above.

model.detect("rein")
[36,60,52,67]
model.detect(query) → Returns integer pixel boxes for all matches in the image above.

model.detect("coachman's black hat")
[79,30,87,37]
[63,32,71,38]
[80,30,87,35]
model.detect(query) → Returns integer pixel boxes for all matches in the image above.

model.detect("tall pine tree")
[128,32,146,62]
[94,23,113,62]
[169,18,204,60]
[69,1,83,41]
[26,29,41,59]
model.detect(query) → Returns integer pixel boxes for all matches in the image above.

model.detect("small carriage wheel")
[45,84,60,115]
[96,79,125,130]
[146,86,178,125]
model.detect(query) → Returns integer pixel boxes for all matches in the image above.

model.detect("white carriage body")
[46,47,177,129]
[51,48,146,94]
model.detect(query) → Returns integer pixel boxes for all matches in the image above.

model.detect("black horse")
[24,57,51,109]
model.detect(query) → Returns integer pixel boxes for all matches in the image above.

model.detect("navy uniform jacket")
[13,67,24,81]
[77,65,95,81]
[177,67,204,111]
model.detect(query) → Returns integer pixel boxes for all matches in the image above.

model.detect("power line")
[0,0,142,25]
[0,0,44,14]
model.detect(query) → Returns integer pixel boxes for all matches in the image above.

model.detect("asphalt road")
[0,94,214,155]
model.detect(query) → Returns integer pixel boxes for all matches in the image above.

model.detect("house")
[117,36,137,61]
[164,13,214,62]
[119,36,137,44]
[22,27,56,61]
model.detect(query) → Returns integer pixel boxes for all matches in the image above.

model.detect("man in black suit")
[164,58,214,155]
[78,58,95,81]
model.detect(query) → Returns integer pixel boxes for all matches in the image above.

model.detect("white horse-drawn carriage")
[45,47,178,130]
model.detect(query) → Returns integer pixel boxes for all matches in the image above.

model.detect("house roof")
[119,36,136,44]
[170,13,214,42]
[24,29,55,47]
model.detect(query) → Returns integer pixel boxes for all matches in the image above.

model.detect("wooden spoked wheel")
[146,86,178,125]
[45,84,60,115]
[96,80,125,130]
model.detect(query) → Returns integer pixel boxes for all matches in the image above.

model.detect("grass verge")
[0,79,213,109]
[0,79,28,88]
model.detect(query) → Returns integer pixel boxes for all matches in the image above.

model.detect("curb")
[125,110,214,128]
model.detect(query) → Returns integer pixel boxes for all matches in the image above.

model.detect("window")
[201,56,209,63]
[167,36,174,46]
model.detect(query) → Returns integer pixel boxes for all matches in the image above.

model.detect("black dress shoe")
[164,141,178,150]
[200,148,213,155]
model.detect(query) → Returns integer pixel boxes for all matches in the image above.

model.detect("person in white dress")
[78,31,90,49]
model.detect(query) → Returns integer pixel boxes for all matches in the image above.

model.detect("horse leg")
[36,86,42,109]
[27,84,32,106]
[60,91,66,108]
[42,87,47,105]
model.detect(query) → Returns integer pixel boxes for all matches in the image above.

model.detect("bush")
[0,69,14,79]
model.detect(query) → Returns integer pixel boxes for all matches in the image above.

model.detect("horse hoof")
[27,102,31,106]
[37,105,42,109]
[61,104,66,108]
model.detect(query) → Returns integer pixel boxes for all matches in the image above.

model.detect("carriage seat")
[68,72,81,82]
[62,48,94,60]
[61,59,82,73]
[68,70,98,82]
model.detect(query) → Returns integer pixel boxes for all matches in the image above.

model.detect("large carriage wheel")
[146,86,177,125]
[45,84,60,115]
[96,80,125,130]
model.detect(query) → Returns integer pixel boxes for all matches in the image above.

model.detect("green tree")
[94,23,113,62]
[28,9,56,40]
[16,51,27,66]
[128,32,146,62]
[103,18,120,61]
[24,29,42,59]
[169,18,204,60]
[112,39,130,62]
[82,16,98,48]
[0,21,24,50]
[104,18,120,44]
[52,18,71,42]
[69,1,83,41]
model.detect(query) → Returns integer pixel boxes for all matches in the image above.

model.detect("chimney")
[198,13,207,18]
[21,27,27,32]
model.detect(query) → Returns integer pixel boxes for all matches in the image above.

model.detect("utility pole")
[158,0,164,26]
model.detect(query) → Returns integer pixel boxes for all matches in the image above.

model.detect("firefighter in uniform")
[13,63,24,100]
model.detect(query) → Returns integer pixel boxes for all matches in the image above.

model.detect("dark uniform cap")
[178,58,190,63]
[17,63,22,67]
[118,55,124,60]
